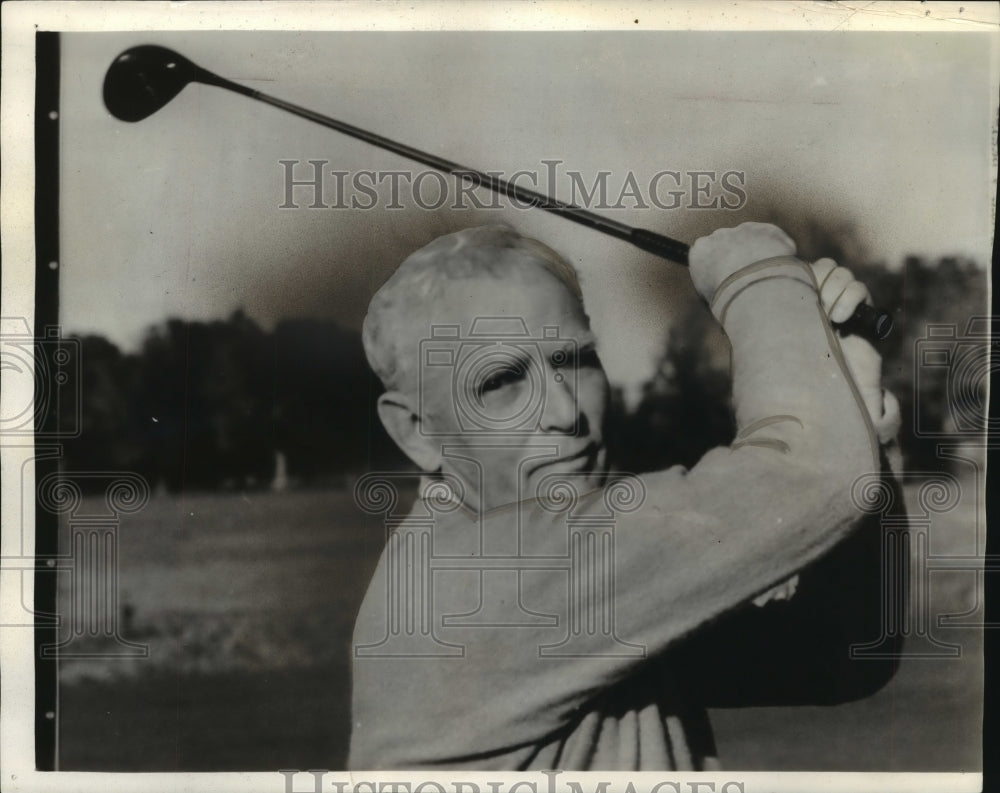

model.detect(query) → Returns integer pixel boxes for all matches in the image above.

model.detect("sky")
[58,29,997,396]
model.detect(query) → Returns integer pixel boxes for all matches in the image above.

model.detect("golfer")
[349,222,900,770]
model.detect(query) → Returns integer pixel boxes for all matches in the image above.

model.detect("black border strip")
[34,29,61,772]
[982,92,999,791]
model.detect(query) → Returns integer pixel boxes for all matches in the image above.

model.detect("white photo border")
[2,2,997,792]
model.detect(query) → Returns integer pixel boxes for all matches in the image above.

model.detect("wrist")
[709,255,815,328]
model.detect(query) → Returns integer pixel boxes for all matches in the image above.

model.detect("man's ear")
[376,391,443,473]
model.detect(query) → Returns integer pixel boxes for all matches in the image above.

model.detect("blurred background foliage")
[59,251,987,492]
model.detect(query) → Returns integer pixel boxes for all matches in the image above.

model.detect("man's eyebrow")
[477,350,533,377]
[507,350,534,369]
[556,334,597,350]
[471,350,533,395]
[548,336,598,363]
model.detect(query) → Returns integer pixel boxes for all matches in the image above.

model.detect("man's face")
[414,264,609,512]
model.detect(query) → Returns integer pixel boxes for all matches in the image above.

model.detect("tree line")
[59,313,405,492]
[58,255,986,492]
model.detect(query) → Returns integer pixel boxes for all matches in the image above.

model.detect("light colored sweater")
[349,257,881,770]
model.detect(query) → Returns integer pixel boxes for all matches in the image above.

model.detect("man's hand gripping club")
[689,221,899,437]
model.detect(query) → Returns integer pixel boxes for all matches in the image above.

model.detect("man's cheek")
[422,396,456,433]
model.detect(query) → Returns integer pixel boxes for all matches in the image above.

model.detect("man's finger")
[829,280,871,325]
[810,257,837,287]
[738,221,798,253]
[818,266,853,311]
[878,389,902,444]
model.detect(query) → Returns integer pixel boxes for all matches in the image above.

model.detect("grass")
[56,481,984,771]
[59,666,350,771]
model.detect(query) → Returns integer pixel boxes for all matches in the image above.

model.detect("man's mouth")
[528,442,603,476]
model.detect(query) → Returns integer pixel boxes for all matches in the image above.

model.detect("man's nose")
[539,369,579,433]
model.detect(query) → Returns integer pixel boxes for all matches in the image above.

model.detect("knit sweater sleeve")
[588,255,882,663]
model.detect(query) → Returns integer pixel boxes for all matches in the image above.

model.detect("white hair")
[362,225,585,391]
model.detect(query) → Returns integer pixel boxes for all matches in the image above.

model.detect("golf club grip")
[837,302,894,344]
[629,227,892,343]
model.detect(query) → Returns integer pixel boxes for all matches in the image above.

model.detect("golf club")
[102,44,892,342]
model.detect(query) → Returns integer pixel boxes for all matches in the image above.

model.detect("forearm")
[611,256,881,651]
[714,255,878,477]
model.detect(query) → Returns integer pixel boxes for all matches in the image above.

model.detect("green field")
[56,480,984,771]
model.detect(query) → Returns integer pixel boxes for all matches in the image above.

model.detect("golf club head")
[103,45,204,122]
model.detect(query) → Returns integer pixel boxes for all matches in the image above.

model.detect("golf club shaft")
[203,71,889,341]
[209,72,690,262]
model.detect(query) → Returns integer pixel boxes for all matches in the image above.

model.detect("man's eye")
[478,364,526,395]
